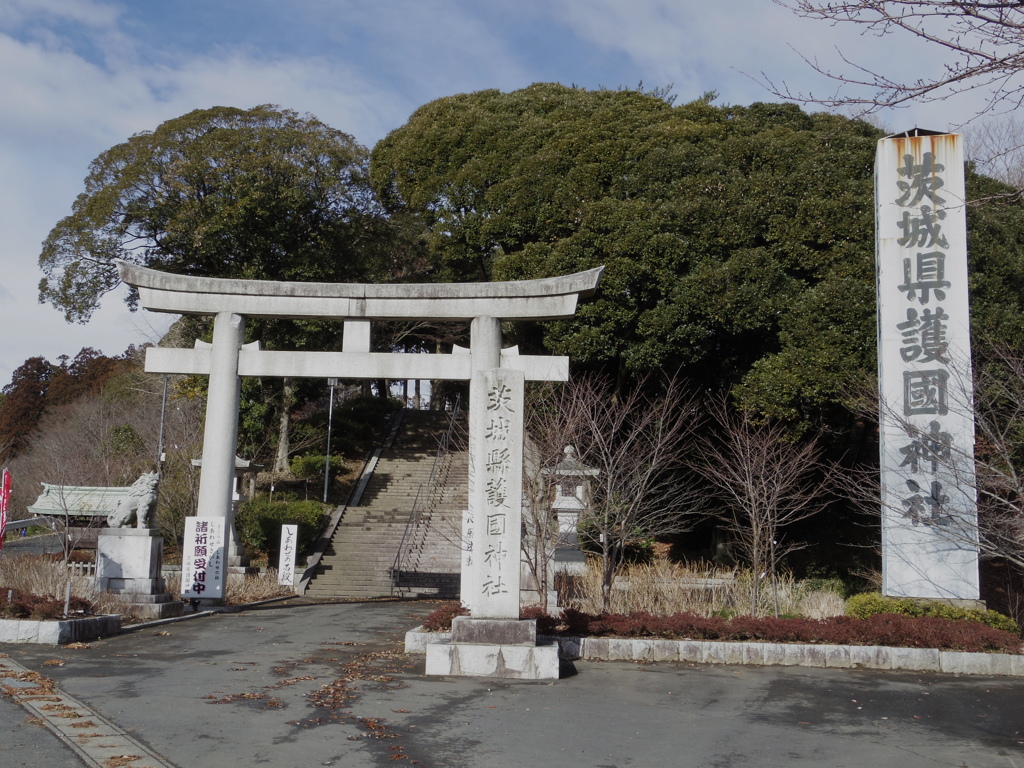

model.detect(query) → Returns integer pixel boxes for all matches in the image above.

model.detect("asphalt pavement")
[1,598,1023,768]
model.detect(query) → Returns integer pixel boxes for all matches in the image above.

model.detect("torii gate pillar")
[195,312,246,565]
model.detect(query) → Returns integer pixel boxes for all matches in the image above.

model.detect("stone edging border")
[404,628,1024,677]
[0,615,121,645]
[0,656,174,768]
[0,595,299,645]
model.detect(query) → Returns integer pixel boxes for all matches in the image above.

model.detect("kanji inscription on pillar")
[876,132,979,600]
[467,368,524,618]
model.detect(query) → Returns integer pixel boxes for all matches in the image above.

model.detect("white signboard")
[463,368,525,618]
[181,516,226,599]
[876,131,980,600]
[278,524,298,586]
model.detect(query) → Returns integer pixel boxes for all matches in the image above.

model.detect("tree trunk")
[273,377,295,473]
[600,540,617,612]
[770,540,780,617]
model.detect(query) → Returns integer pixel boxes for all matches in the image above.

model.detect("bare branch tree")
[522,384,592,613]
[527,376,704,612]
[963,115,1024,193]
[769,0,1024,118]
[694,397,836,616]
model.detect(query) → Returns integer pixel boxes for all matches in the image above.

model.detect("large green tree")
[41,104,389,321]
[370,84,1024,430]
[40,105,395,469]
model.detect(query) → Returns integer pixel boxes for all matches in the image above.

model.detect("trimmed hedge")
[235,499,329,557]
[846,593,1019,633]
[419,602,1022,653]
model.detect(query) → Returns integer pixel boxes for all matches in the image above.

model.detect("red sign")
[0,468,10,552]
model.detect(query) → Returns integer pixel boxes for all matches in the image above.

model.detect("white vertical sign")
[181,516,226,599]
[876,131,979,600]
[464,368,525,618]
[278,524,297,586]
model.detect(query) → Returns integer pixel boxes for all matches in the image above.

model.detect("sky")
[0,0,996,387]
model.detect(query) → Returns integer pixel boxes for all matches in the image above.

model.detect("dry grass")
[561,559,846,619]
[0,555,136,618]
[0,556,292,622]
[164,569,292,605]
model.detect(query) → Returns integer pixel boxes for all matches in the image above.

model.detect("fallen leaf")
[103,755,142,768]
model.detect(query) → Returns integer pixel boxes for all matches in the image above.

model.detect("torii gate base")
[119,261,601,680]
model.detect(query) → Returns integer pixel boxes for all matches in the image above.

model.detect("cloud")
[543,0,995,129]
[0,0,1006,387]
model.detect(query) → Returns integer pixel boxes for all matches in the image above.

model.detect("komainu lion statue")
[106,472,159,529]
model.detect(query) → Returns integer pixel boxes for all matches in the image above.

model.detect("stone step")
[305,409,467,600]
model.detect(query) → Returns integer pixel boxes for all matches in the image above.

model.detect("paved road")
[2,599,1023,768]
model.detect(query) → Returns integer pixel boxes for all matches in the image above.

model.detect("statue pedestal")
[97,529,183,620]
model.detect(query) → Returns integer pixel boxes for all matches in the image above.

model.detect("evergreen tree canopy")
[40,104,390,324]
[370,84,1024,429]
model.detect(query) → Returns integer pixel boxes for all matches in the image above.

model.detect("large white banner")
[876,131,979,600]
[181,516,226,600]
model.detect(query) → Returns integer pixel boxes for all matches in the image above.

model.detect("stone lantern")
[544,445,599,573]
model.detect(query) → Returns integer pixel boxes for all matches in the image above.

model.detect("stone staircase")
[304,410,465,600]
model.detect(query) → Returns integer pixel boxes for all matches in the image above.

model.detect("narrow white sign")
[278,524,298,586]
[181,516,226,599]
[464,368,525,619]
[875,131,979,600]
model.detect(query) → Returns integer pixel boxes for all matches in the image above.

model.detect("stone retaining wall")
[405,628,1024,677]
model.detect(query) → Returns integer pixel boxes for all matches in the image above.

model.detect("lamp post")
[323,378,338,503]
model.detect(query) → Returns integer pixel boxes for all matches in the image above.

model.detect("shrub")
[520,605,559,634]
[525,609,1021,652]
[290,453,345,480]
[421,602,468,632]
[419,604,564,633]
[0,589,94,620]
[235,499,329,559]
[846,593,1020,634]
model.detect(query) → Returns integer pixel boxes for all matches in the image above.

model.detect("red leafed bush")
[421,602,469,632]
[0,589,94,620]
[520,605,559,634]
[536,610,1021,653]
[419,603,1021,653]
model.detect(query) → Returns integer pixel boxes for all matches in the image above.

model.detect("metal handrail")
[390,395,462,594]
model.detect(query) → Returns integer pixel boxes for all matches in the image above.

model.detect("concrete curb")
[404,627,1024,677]
[0,615,121,645]
[119,594,299,633]
[0,656,175,767]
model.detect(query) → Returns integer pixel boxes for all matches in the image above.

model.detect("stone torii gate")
[118,261,601,674]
